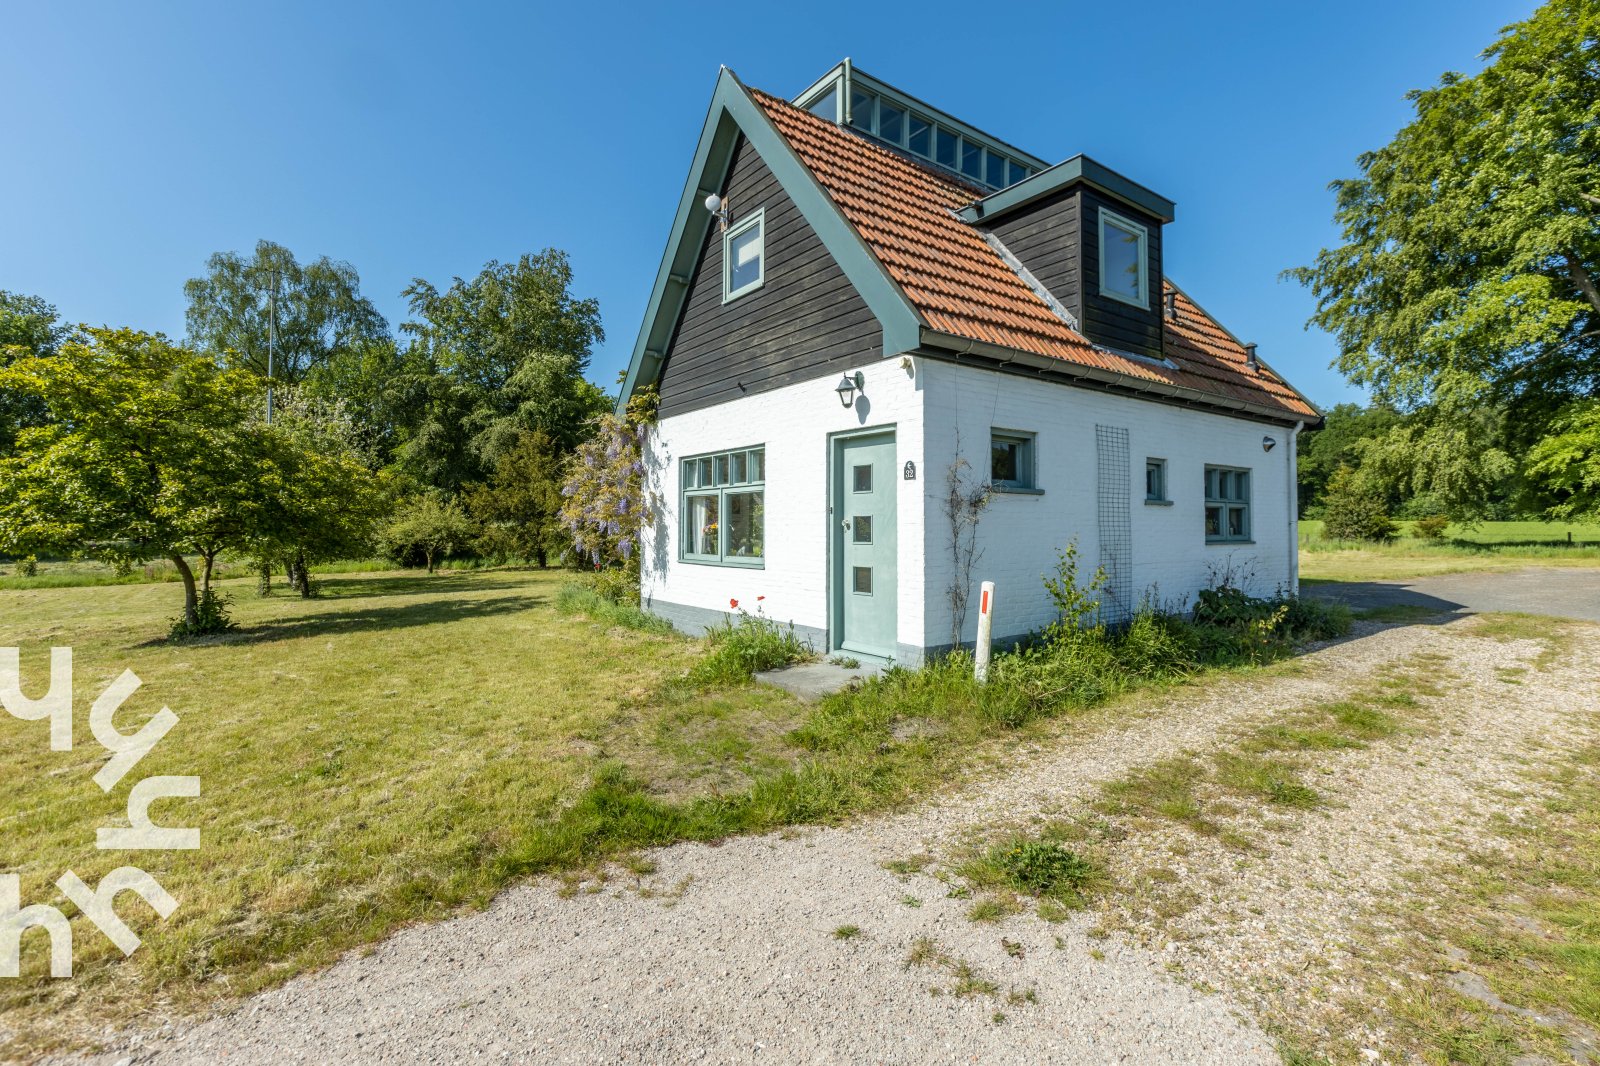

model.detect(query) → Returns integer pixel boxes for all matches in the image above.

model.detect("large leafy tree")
[1295,403,1403,513]
[1291,0,1599,517]
[0,290,71,457]
[0,329,387,626]
[300,336,419,468]
[465,430,569,567]
[0,329,269,625]
[400,250,609,480]
[184,239,389,385]
[244,388,394,596]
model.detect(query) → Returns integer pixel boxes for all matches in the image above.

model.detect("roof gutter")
[918,328,1318,428]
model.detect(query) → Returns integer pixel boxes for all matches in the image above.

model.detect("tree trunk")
[170,553,198,627]
[1566,251,1600,316]
[535,547,548,569]
[257,561,273,597]
[201,550,217,596]
[293,550,312,597]
[425,548,436,574]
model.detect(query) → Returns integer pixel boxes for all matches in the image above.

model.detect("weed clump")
[556,581,675,634]
[688,598,813,686]
[961,836,1102,909]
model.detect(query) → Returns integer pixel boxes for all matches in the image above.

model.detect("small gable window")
[723,209,765,303]
[1098,208,1149,308]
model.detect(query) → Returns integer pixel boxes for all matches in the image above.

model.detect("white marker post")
[974,580,995,684]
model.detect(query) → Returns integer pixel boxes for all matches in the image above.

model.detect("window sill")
[1144,498,1173,507]
[1099,287,1150,311]
[721,279,765,304]
[993,485,1044,496]
[1205,539,1255,546]
[679,556,766,569]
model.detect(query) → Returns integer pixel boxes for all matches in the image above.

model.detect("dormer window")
[723,209,765,302]
[1098,208,1149,308]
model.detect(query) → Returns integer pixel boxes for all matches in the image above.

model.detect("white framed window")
[1145,458,1169,503]
[1204,465,1251,542]
[681,446,765,566]
[722,209,765,303]
[1098,207,1149,308]
[990,429,1038,491]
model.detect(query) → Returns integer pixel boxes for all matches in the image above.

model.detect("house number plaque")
[903,461,916,480]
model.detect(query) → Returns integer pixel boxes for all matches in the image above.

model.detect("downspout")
[1287,421,1304,596]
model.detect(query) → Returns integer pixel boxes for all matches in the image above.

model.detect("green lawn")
[0,563,1346,1056]
[1300,519,1600,582]
[0,570,808,1055]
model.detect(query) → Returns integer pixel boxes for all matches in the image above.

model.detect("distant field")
[1301,519,1600,545]
[1300,519,1600,582]
[0,556,418,590]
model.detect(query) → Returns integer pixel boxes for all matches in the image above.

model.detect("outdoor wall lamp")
[835,371,864,408]
[703,193,731,232]
[1262,435,1277,452]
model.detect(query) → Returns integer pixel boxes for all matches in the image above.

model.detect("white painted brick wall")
[641,359,927,649]
[919,359,1303,648]
[643,356,1303,656]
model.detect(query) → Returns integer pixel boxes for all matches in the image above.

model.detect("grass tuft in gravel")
[960,837,1102,904]
[1373,741,1600,1063]
[1093,669,1435,842]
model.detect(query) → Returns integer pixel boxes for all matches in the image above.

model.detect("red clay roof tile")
[751,89,1317,421]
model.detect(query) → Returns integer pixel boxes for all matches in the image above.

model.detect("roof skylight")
[794,61,1043,192]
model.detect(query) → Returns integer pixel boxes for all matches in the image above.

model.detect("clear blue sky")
[3,0,1535,409]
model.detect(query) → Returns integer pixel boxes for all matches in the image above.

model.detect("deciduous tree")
[1290,0,1599,515]
[383,495,476,573]
[245,388,395,596]
[465,430,569,567]
[184,239,388,385]
[0,329,266,626]
[0,290,71,457]
[401,251,609,482]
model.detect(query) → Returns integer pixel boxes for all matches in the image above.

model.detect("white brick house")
[621,62,1320,664]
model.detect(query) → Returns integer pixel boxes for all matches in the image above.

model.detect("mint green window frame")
[1204,465,1251,542]
[1098,207,1149,309]
[1145,458,1168,502]
[990,429,1037,491]
[722,209,765,303]
[681,446,766,567]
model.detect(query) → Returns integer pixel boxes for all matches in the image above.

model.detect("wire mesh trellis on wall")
[1095,424,1133,623]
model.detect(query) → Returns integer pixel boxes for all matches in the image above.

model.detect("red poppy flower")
[757,595,765,601]
[729,598,739,609]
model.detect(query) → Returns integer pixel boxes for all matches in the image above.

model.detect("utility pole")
[266,269,278,424]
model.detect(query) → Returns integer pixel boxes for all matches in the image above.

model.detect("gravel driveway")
[1305,565,1600,622]
[57,617,1600,1066]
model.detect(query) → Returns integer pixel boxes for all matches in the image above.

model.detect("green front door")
[834,431,898,660]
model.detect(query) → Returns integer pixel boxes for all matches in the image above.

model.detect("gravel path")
[58,618,1600,1066]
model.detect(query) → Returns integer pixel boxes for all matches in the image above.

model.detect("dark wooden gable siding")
[985,186,1083,323]
[656,135,882,418]
[984,184,1165,363]
[1077,187,1164,362]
